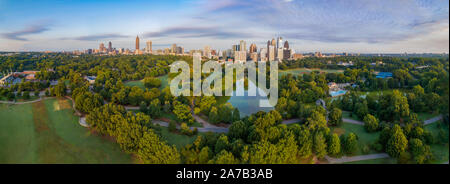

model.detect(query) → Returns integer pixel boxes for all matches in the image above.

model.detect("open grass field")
[342,111,360,121]
[331,123,380,155]
[155,126,207,149]
[279,68,344,76]
[125,74,170,90]
[0,98,132,164]
[424,122,449,164]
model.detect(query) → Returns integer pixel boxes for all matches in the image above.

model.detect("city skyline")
[0,0,449,53]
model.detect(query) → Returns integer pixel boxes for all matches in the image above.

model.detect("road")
[325,153,390,164]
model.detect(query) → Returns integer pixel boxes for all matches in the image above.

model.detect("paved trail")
[325,153,390,164]
[424,115,443,125]
[342,118,364,125]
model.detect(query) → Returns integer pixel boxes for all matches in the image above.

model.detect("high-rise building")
[268,45,275,61]
[204,46,211,59]
[108,41,112,52]
[146,41,152,54]
[234,51,247,62]
[250,52,258,62]
[176,46,184,55]
[135,36,140,51]
[249,43,257,53]
[171,44,177,54]
[277,37,283,50]
[99,43,106,53]
[271,38,276,47]
[277,47,284,61]
[260,48,267,62]
[284,40,289,49]
[239,40,246,52]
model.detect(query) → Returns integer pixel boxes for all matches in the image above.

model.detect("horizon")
[0,0,449,53]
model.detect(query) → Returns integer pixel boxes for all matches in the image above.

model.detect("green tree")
[409,138,432,164]
[343,133,358,155]
[232,108,240,122]
[386,125,408,158]
[328,133,341,156]
[137,130,180,164]
[313,133,327,159]
[363,114,379,132]
[143,77,161,89]
[328,108,343,126]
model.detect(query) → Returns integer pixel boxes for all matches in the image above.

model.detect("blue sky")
[0,0,448,53]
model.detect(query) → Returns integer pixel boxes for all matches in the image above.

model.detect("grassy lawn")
[330,123,380,155]
[124,74,169,90]
[417,112,440,121]
[342,111,360,121]
[0,98,132,163]
[155,126,207,149]
[424,122,449,164]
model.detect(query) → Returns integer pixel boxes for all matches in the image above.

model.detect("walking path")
[2,95,443,133]
[424,115,443,125]
[325,153,390,164]
[342,118,365,125]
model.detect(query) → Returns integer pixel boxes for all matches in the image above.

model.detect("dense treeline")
[1,53,448,164]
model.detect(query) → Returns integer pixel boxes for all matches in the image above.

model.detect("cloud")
[64,34,129,41]
[195,0,449,44]
[2,23,50,41]
[144,26,255,39]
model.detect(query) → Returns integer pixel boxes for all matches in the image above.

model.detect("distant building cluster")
[68,35,371,63]
[0,70,39,86]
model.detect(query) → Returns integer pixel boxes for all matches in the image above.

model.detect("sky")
[0,0,448,53]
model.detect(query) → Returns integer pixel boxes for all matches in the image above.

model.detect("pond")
[227,79,274,117]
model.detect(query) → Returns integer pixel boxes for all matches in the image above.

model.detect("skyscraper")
[135,36,140,51]
[108,41,112,52]
[146,41,152,54]
[239,40,246,52]
[204,46,211,59]
[277,37,283,50]
[249,43,257,53]
[99,43,105,53]
[171,44,177,54]
[268,45,275,61]
[284,40,289,49]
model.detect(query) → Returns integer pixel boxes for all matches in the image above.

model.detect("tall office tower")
[176,46,183,55]
[239,40,247,52]
[146,41,152,54]
[203,46,211,58]
[260,48,267,62]
[136,36,140,51]
[284,40,289,49]
[99,43,105,53]
[108,41,112,52]
[271,38,276,47]
[267,40,271,57]
[164,48,170,55]
[249,43,257,53]
[268,45,275,61]
[283,49,291,60]
[171,44,177,53]
[277,47,284,61]
[277,37,283,50]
